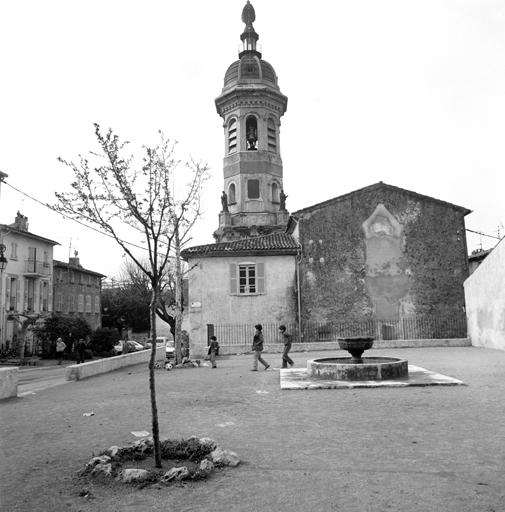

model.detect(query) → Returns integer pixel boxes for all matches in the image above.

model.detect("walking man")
[56,338,66,365]
[251,324,270,371]
[208,335,219,369]
[76,338,86,364]
[279,325,294,368]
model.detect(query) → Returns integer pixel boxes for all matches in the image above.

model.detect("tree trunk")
[149,284,162,468]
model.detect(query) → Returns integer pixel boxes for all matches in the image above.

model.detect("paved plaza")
[1,346,504,512]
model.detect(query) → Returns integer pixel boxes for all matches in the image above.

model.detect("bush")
[84,349,93,360]
[89,327,120,353]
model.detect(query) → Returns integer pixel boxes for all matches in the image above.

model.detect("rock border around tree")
[81,436,240,486]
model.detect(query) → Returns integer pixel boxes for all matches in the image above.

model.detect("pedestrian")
[56,338,66,365]
[208,335,219,369]
[122,336,130,355]
[76,338,87,364]
[279,325,294,368]
[251,324,270,371]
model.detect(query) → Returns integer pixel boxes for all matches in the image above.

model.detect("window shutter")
[16,280,21,308]
[48,282,52,312]
[257,262,265,293]
[24,281,28,310]
[5,279,11,308]
[230,263,238,294]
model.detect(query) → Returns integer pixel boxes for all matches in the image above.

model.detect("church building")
[182,2,471,357]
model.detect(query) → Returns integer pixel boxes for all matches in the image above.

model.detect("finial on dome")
[241,1,256,28]
[239,1,261,58]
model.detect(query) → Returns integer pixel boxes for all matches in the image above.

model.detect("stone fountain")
[307,336,408,381]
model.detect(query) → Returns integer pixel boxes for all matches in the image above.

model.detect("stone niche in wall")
[362,204,409,318]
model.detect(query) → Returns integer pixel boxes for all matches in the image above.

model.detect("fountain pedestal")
[307,336,409,381]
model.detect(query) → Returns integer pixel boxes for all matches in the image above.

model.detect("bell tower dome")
[213,1,289,242]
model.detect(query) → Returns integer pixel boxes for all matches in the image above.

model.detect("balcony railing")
[24,260,51,276]
[212,317,468,346]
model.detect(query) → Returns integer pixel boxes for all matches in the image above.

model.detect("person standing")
[208,335,219,369]
[279,325,294,368]
[251,324,270,371]
[76,338,86,364]
[56,338,66,365]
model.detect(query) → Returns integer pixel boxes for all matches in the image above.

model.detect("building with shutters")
[0,212,59,353]
[53,255,106,331]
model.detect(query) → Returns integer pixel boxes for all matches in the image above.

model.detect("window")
[43,251,49,266]
[228,183,236,204]
[11,243,18,259]
[230,262,265,295]
[7,278,18,311]
[228,118,237,154]
[69,294,75,312]
[79,273,83,284]
[78,294,84,313]
[26,279,35,310]
[247,179,260,199]
[28,247,36,273]
[267,117,277,153]
[86,295,92,313]
[94,296,100,314]
[41,282,49,312]
[55,292,63,312]
[69,271,75,284]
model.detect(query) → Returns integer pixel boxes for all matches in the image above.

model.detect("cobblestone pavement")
[1,346,504,512]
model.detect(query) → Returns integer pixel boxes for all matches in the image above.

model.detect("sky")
[1,0,504,278]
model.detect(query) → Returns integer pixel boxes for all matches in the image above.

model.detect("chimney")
[10,211,29,232]
[69,250,81,267]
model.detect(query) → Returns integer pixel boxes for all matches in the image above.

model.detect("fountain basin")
[307,357,408,381]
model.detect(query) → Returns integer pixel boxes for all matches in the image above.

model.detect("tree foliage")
[55,124,209,468]
[33,316,92,354]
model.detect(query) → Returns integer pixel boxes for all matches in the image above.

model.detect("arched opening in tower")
[246,116,258,151]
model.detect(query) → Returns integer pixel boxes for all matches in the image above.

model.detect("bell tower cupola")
[213,1,289,242]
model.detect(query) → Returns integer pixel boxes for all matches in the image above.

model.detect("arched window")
[228,118,237,154]
[271,182,279,203]
[228,183,236,204]
[267,117,277,153]
[246,116,258,151]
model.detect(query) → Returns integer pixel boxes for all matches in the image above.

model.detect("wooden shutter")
[24,279,28,310]
[5,278,11,310]
[257,262,265,293]
[230,263,238,294]
[48,281,52,312]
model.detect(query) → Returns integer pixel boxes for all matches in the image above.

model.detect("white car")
[146,337,175,359]
[113,340,144,355]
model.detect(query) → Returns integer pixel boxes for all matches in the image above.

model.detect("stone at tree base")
[198,437,218,450]
[86,455,111,468]
[120,469,150,483]
[210,447,240,467]
[199,459,214,473]
[132,437,153,452]
[105,446,121,458]
[161,466,189,482]
[91,463,112,477]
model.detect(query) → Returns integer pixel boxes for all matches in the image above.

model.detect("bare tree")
[117,257,179,340]
[55,124,209,467]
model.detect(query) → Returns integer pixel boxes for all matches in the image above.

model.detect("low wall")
[0,367,19,400]
[66,348,166,381]
[216,338,472,355]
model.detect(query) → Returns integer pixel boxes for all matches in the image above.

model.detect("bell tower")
[213,1,289,242]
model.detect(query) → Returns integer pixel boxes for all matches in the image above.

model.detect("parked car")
[114,340,145,355]
[146,337,174,359]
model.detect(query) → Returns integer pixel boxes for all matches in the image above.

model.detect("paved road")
[17,364,70,396]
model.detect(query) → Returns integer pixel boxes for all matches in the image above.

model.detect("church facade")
[182,2,471,357]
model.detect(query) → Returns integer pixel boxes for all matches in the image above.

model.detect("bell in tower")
[213,1,289,242]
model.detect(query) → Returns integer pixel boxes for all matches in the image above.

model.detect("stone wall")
[296,185,469,323]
